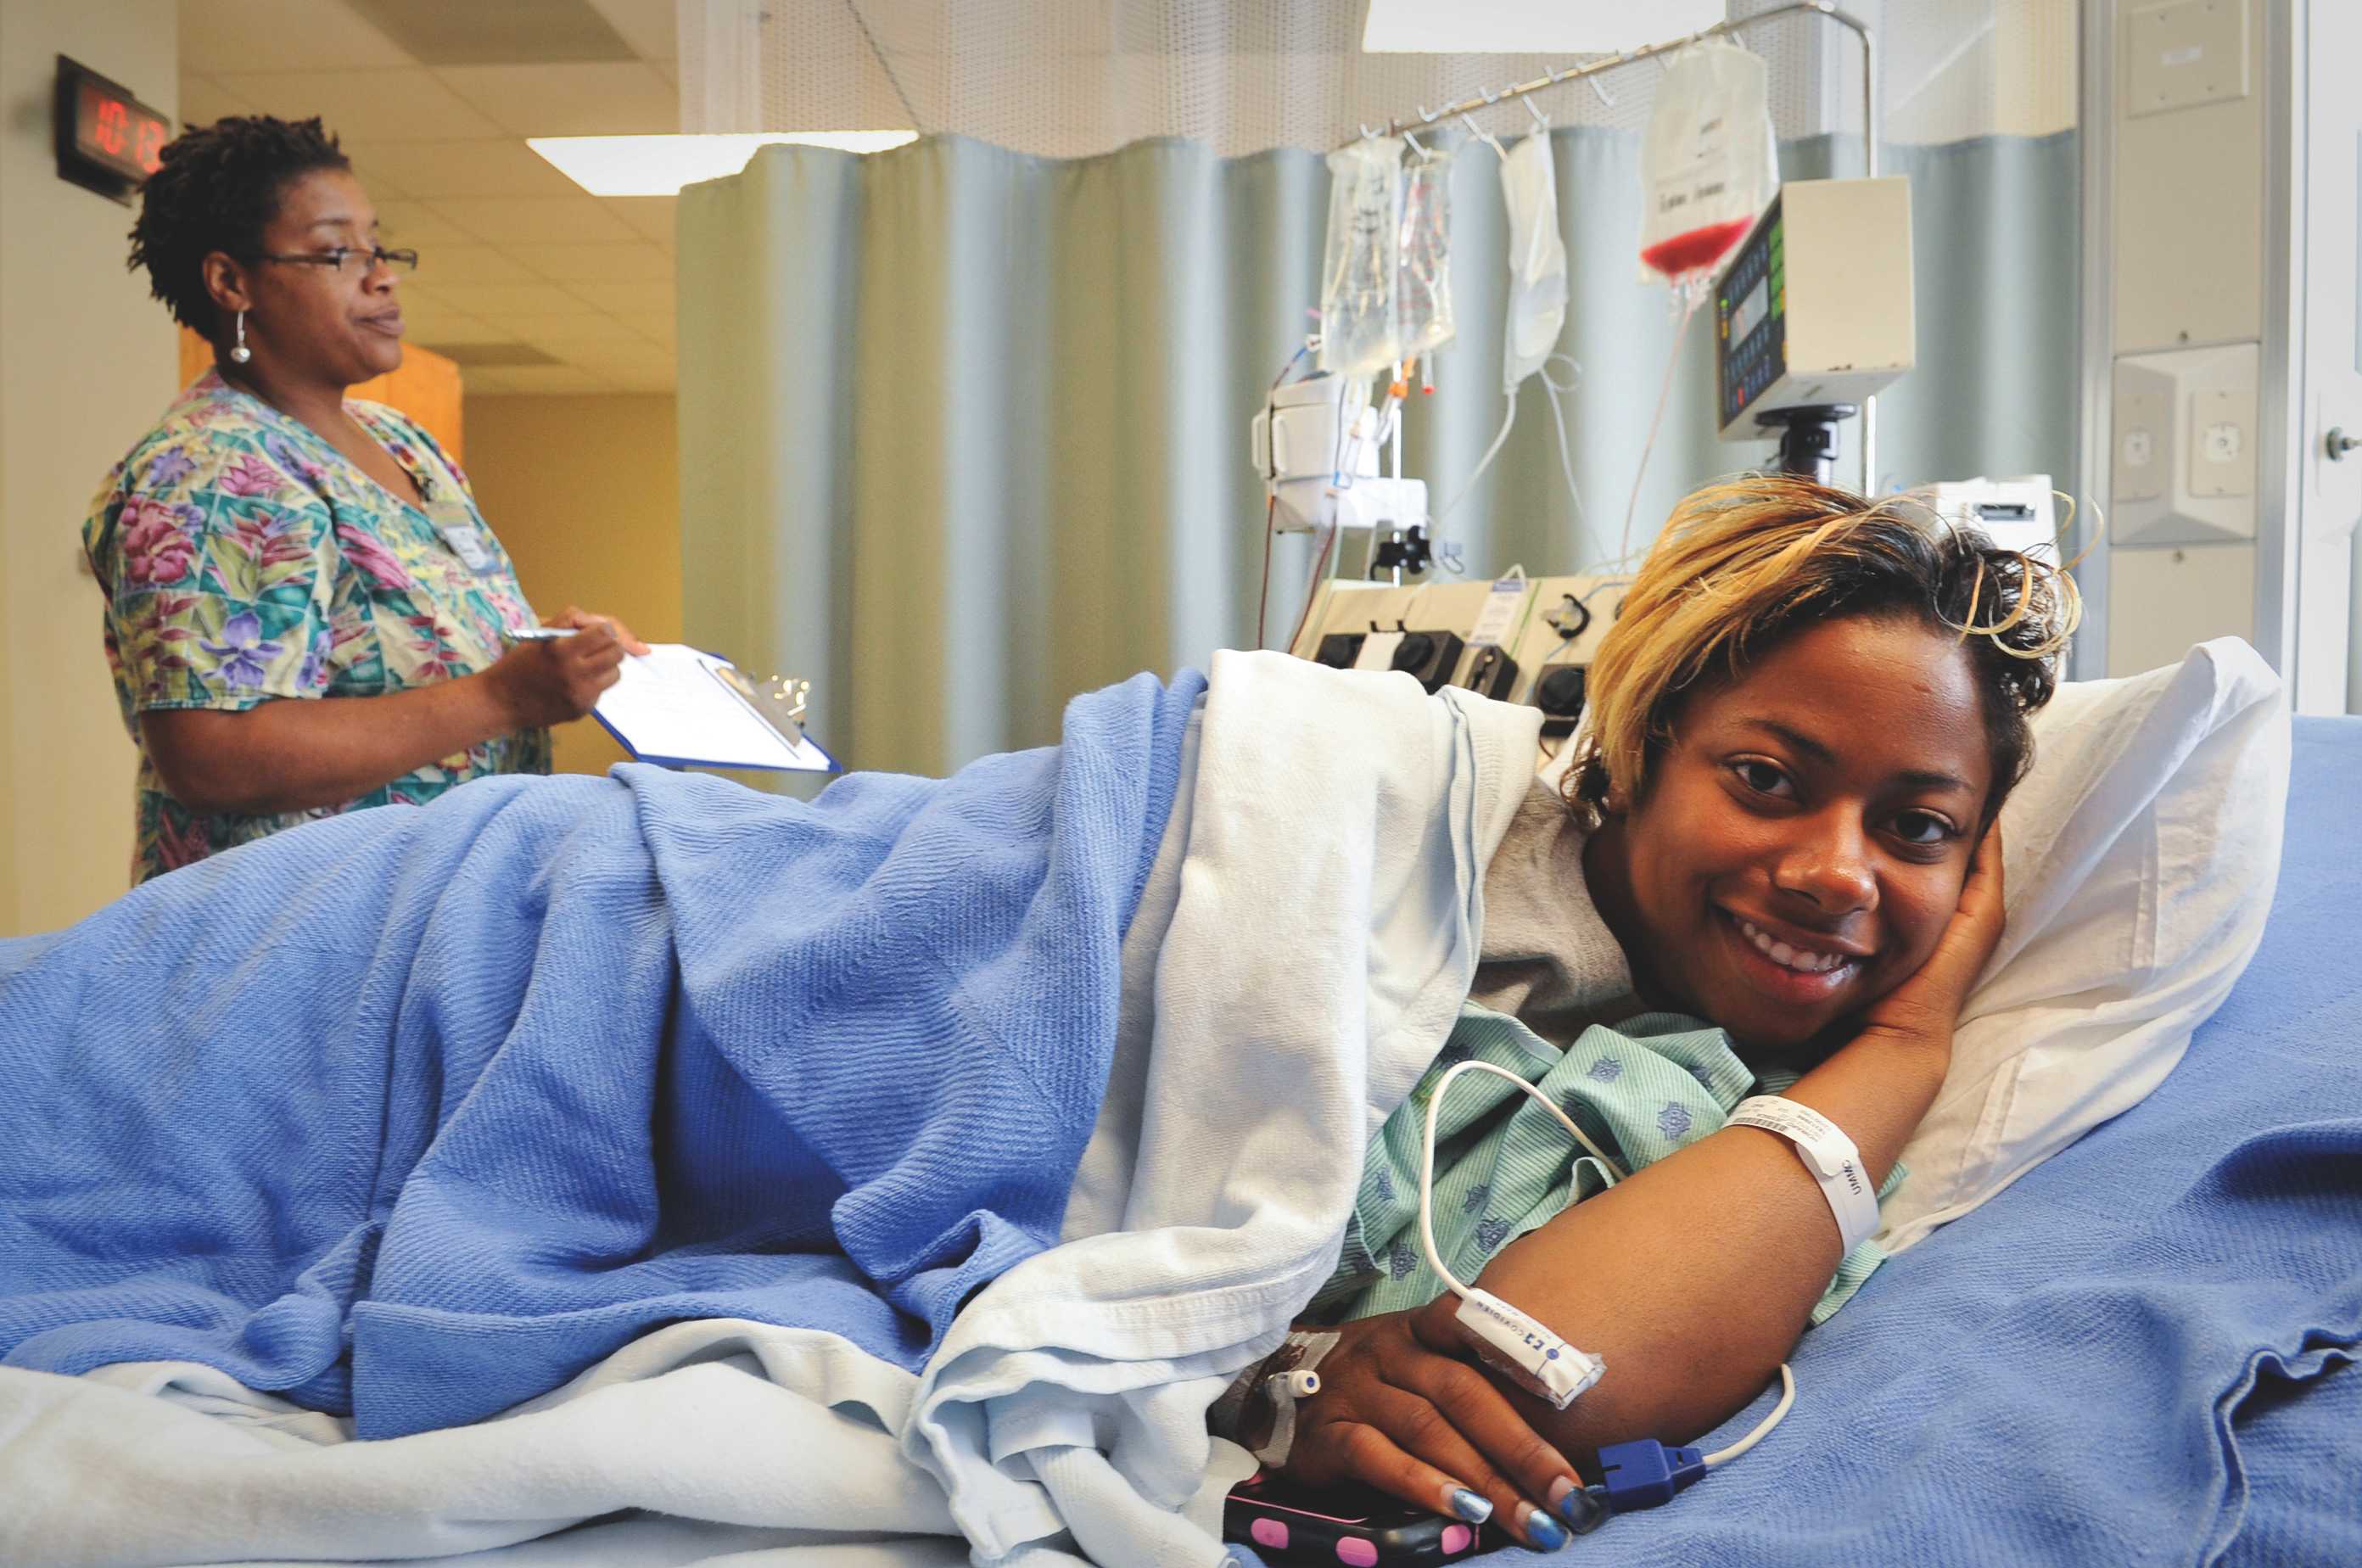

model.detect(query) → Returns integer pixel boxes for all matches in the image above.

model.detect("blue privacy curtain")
[678,129,2076,778]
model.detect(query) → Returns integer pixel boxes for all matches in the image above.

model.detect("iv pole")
[1346,2,1882,495]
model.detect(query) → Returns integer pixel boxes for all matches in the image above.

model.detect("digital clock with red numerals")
[55,55,172,204]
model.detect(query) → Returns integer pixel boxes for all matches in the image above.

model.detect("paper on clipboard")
[593,644,836,772]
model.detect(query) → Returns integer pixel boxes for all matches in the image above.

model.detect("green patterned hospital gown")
[1310,1003,1902,1325]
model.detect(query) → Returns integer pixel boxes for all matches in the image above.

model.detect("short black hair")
[127,115,351,339]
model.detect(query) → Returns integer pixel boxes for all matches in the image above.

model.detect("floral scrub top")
[84,369,551,883]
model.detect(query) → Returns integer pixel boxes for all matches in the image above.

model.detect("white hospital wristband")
[1727,1096,1881,1254]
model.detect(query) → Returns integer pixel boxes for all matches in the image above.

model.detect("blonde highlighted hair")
[1563,473,2080,825]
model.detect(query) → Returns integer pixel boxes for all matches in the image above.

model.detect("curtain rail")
[1346,1,1882,490]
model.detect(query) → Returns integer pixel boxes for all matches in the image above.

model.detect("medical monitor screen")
[1716,195,1787,432]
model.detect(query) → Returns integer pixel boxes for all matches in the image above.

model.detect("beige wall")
[463,394,683,777]
[0,1,175,936]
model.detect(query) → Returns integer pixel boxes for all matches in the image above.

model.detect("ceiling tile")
[507,312,647,342]
[349,0,635,67]
[210,68,510,142]
[407,245,540,286]
[178,75,263,129]
[350,139,584,200]
[336,143,411,200]
[555,280,663,314]
[475,366,617,395]
[603,196,676,245]
[534,337,675,378]
[423,196,639,246]
[586,0,678,61]
[372,199,478,249]
[393,288,519,343]
[509,242,673,284]
[420,341,566,368]
[614,311,676,344]
[180,0,414,74]
[462,367,519,395]
[386,292,496,341]
[434,62,679,137]
[422,281,609,319]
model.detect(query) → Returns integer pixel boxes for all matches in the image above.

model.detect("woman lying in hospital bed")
[1212,475,2071,1550]
[7,473,2281,1568]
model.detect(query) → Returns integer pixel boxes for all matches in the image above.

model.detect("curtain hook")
[1458,111,1504,158]
[1586,72,1615,109]
[1524,94,1549,131]
[1402,128,1429,159]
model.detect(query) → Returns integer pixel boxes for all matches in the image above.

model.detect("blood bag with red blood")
[1638,40,1778,292]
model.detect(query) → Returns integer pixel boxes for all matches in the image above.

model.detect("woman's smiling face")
[1589,614,1995,1055]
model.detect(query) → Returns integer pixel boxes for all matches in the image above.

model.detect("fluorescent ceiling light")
[1362,0,1725,54]
[528,132,919,196]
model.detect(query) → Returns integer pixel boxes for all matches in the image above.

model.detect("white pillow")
[1878,637,2291,1249]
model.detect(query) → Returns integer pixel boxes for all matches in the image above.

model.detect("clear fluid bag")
[1398,143,1456,357]
[1500,130,1567,392]
[1319,137,1406,377]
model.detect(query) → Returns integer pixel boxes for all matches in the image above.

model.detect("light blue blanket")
[0,669,1205,1440]
[1469,715,2362,1565]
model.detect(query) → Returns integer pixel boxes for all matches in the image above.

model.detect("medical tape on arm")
[1725,1095,1880,1254]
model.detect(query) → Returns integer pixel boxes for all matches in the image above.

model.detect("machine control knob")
[1391,633,1436,671]
[2328,427,2359,462]
[1535,665,1587,717]
[1314,632,1366,669]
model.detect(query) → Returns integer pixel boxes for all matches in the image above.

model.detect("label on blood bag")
[1469,580,1528,647]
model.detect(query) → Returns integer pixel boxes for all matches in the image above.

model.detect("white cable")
[1618,293,1699,570]
[1704,1363,1796,1468]
[1419,1060,1627,1299]
[1538,353,1590,546]
[1433,384,1520,531]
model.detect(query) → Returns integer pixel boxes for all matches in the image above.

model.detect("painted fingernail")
[1547,1475,1602,1530]
[1520,1502,1570,1551]
[1448,1487,1493,1523]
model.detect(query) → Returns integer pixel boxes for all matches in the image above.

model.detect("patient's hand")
[1859,820,2006,1051]
[1275,1296,1590,1548]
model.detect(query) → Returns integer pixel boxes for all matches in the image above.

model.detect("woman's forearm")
[1469,1027,1951,1468]
[140,679,522,816]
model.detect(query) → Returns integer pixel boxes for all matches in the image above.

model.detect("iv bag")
[1637,39,1778,289]
[1319,137,1405,377]
[1500,132,1566,392]
[1398,145,1456,356]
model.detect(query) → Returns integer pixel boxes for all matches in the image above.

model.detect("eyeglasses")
[250,245,420,277]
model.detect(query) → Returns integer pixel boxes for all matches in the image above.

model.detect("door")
[2299,0,2362,712]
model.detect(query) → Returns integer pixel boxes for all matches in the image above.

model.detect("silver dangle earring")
[228,310,252,364]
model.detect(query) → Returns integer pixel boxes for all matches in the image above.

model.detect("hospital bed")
[1458,715,2362,1565]
[1,703,2351,1568]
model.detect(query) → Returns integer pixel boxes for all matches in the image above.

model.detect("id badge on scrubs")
[439,524,500,574]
